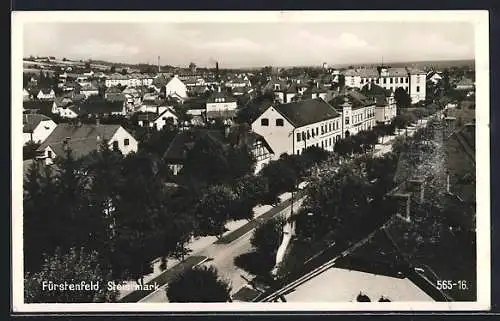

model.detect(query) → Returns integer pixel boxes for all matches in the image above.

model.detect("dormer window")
[274,84,280,91]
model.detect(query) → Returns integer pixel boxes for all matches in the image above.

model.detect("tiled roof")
[23,114,53,133]
[272,98,340,128]
[77,100,125,115]
[106,93,127,102]
[206,91,237,103]
[23,101,53,112]
[163,129,226,162]
[106,86,123,94]
[40,88,54,95]
[38,123,122,159]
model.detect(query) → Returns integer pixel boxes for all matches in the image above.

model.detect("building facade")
[342,66,426,103]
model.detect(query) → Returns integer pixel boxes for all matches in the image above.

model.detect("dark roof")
[163,129,226,162]
[330,91,375,109]
[272,98,341,128]
[106,86,123,94]
[40,88,54,95]
[38,123,122,159]
[360,84,390,106]
[77,100,125,115]
[106,93,127,102]
[23,114,53,133]
[206,91,237,103]
[23,101,53,112]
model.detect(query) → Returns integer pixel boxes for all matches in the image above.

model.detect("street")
[140,196,306,302]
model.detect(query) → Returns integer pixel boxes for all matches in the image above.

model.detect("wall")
[166,77,188,98]
[206,101,238,113]
[294,116,342,154]
[251,107,295,159]
[109,126,138,156]
[409,73,426,103]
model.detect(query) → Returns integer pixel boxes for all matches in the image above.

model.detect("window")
[321,141,324,148]
[321,125,324,134]
[416,86,420,93]
[124,138,130,146]
[416,76,420,83]
[307,130,311,139]
[405,77,409,83]
[329,138,332,146]
[361,79,364,84]
[297,133,301,141]
[112,141,119,150]
[329,123,332,132]
[390,78,393,84]
[316,127,319,136]
[346,117,350,125]
[261,118,269,126]
[395,78,398,84]
[297,150,300,155]
[276,118,284,126]
[47,150,52,158]
[376,78,379,84]
[383,78,387,84]
[400,77,404,83]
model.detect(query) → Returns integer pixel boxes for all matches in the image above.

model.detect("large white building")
[251,98,344,159]
[205,90,238,120]
[342,66,426,103]
[252,95,379,159]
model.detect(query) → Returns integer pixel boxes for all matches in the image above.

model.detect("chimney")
[156,105,160,115]
[158,56,161,73]
[215,62,219,81]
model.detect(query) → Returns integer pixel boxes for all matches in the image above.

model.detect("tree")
[181,133,230,185]
[251,216,285,255]
[379,296,391,302]
[260,159,299,205]
[121,68,128,75]
[233,175,269,220]
[166,265,232,302]
[394,87,412,109]
[23,162,60,272]
[189,62,197,71]
[24,247,118,303]
[194,185,237,238]
[23,141,41,160]
[110,65,116,73]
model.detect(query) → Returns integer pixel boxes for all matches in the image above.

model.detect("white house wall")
[252,107,295,159]
[109,126,138,155]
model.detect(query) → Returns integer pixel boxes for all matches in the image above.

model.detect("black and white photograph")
[11,10,490,312]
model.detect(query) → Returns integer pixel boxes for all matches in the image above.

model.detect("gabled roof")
[206,91,237,103]
[53,97,73,108]
[106,93,127,102]
[106,86,123,94]
[38,123,122,159]
[77,99,125,115]
[163,129,226,162]
[329,91,375,110]
[23,101,53,112]
[23,114,53,133]
[39,88,54,95]
[271,98,341,128]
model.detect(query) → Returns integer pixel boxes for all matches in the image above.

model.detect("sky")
[23,21,475,68]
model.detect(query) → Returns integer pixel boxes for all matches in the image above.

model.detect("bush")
[166,265,232,302]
